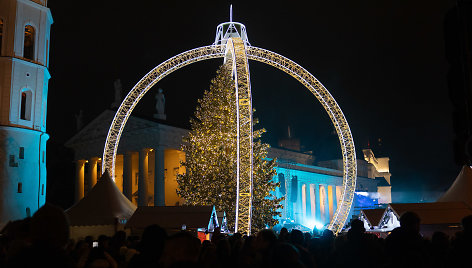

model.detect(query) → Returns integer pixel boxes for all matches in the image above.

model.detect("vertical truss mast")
[214,7,254,235]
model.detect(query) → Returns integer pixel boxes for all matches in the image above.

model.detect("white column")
[123,151,133,200]
[301,184,307,221]
[315,184,321,223]
[75,159,86,202]
[297,179,302,223]
[332,185,338,217]
[154,147,165,206]
[86,157,98,192]
[305,183,311,218]
[310,184,316,220]
[138,149,149,206]
[323,184,330,224]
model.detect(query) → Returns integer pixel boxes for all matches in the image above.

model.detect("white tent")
[66,171,137,239]
[438,165,472,208]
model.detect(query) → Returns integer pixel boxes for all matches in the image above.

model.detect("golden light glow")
[328,185,334,219]
[302,184,307,219]
[103,44,357,234]
[310,184,316,219]
[320,185,326,223]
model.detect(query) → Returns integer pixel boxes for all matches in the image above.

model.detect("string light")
[177,65,283,231]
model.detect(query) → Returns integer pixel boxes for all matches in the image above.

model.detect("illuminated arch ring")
[102,44,357,234]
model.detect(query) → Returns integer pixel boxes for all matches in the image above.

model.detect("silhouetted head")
[304,232,312,241]
[461,215,472,233]
[432,231,449,249]
[400,211,420,233]
[112,230,126,246]
[30,203,70,249]
[139,224,167,252]
[280,227,288,236]
[160,231,201,268]
[347,219,366,243]
[350,219,365,232]
[278,227,289,241]
[321,229,335,241]
[255,229,277,250]
[290,229,305,245]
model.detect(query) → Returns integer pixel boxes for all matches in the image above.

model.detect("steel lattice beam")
[102,44,356,235]
[225,38,254,235]
[245,46,357,234]
[102,45,225,179]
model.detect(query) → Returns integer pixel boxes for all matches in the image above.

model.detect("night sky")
[45,0,459,208]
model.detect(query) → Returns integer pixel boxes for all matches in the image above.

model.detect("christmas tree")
[177,64,283,232]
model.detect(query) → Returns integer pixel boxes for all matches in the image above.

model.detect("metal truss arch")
[102,44,356,235]
[102,45,225,179]
[246,46,357,234]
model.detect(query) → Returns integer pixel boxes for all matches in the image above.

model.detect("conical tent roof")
[66,171,137,226]
[438,165,472,208]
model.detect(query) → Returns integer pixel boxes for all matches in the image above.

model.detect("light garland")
[176,65,283,232]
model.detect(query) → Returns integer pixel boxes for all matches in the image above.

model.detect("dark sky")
[46,0,459,206]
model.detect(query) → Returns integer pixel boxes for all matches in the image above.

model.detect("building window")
[9,155,18,167]
[0,19,3,55]
[42,151,45,163]
[19,147,24,159]
[24,25,35,60]
[20,90,32,120]
[18,182,22,193]
[26,207,31,218]
[41,184,44,195]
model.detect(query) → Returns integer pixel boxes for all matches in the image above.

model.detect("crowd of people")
[1,203,472,268]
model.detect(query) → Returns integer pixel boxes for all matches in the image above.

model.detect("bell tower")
[0,0,52,226]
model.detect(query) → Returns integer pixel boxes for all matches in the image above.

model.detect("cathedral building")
[67,87,392,230]
[0,0,52,227]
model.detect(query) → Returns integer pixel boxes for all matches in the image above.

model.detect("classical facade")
[66,110,187,207]
[271,148,391,229]
[0,0,52,227]
[67,106,392,230]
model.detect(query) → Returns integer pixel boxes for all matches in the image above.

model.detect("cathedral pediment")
[66,110,168,147]
[66,109,189,160]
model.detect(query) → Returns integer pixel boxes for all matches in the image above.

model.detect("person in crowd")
[278,227,289,242]
[450,215,472,267]
[160,231,202,268]
[128,224,167,268]
[430,231,450,268]
[5,203,75,268]
[385,211,431,268]
[80,246,117,268]
[4,202,472,268]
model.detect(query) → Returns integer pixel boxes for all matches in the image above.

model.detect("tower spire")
[230,5,233,22]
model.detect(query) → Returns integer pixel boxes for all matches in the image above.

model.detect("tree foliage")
[177,65,283,232]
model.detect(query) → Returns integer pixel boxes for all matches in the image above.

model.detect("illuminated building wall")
[273,148,388,230]
[164,149,185,206]
[272,161,344,228]
[0,0,52,227]
[68,110,390,231]
[66,110,188,207]
[362,149,391,184]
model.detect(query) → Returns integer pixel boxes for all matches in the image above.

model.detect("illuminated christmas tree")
[177,64,283,231]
